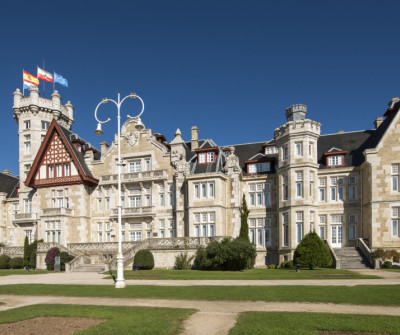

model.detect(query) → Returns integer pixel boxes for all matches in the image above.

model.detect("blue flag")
[54,72,68,87]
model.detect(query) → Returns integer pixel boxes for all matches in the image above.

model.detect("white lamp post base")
[115,253,126,288]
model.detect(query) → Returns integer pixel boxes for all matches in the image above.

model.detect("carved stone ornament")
[126,131,140,146]
[224,146,241,175]
[171,150,190,175]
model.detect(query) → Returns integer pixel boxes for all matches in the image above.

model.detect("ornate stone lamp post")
[94,93,144,288]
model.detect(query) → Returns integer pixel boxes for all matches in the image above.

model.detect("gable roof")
[25,119,99,188]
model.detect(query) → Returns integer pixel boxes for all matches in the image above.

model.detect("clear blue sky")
[1,0,400,175]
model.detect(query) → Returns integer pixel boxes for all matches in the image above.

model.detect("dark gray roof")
[0,172,19,198]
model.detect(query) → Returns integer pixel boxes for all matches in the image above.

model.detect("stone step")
[333,247,371,269]
[74,264,106,272]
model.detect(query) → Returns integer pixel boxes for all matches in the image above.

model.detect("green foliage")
[239,195,250,242]
[134,249,154,270]
[194,237,256,271]
[268,264,276,269]
[372,248,400,262]
[293,231,332,270]
[45,247,60,270]
[0,255,11,269]
[9,257,23,269]
[174,253,195,270]
[0,242,5,247]
[280,261,287,269]
[285,260,295,269]
[59,251,75,271]
[29,250,36,268]
[381,261,393,269]
[23,236,29,266]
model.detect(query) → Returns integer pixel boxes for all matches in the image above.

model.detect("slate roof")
[0,172,19,198]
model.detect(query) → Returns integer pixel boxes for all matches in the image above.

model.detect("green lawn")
[105,268,380,280]
[1,284,399,306]
[0,304,194,335]
[0,269,50,276]
[230,311,400,335]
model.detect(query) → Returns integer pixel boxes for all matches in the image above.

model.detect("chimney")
[338,130,344,133]
[191,126,199,151]
[374,117,384,129]
[285,104,307,122]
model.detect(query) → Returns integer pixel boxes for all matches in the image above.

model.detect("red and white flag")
[37,67,53,82]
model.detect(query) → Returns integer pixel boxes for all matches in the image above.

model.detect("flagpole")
[42,57,46,98]
[53,71,55,91]
[22,69,24,96]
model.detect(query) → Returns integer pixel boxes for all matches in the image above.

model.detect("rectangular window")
[296,182,303,197]
[283,175,288,200]
[199,153,206,163]
[97,198,102,211]
[319,226,326,239]
[194,182,214,199]
[24,135,31,154]
[392,165,399,192]
[349,214,356,223]
[129,196,141,207]
[392,207,399,237]
[48,165,54,178]
[283,224,288,246]
[24,120,31,129]
[319,188,325,201]
[331,187,336,201]
[338,187,344,201]
[105,198,110,210]
[24,164,31,180]
[98,232,103,242]
[24,199,32,213]
[145,159,151,171]
[309,142,314,156]
[56,164,63,177]
[194,184,199,198]
[41,121,50,130]
[283,146,288,160]
[349,176,356,184]
[195,225,200,237]
[349,225,356,240]
[207,152,214,162]
[295,142,303,156]
[64,163,70,177]
[296,223,303,244]
[209,182,215,197]
[264,192,270,205]
[349,186,356,200]
[328,156,343,166]
[129,160,141,173]
[201,183,207,197]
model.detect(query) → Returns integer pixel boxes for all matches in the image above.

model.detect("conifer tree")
[293,231,332,269]
[23,236,29,266]
[239,194,250,242]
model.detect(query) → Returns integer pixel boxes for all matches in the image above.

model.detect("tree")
[293,231,332,269]
[23,236,29,266]
[239,194,250,242]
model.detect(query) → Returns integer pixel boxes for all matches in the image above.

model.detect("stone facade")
[1,88,400,268]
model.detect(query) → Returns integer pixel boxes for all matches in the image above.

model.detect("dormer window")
[328,156,343,166]
[323,149,348,168]
[247,162,271,174]
[196,147,218,164]
[265,146,278,155]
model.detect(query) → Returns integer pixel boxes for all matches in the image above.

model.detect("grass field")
[230,311,400,335]
[0,269,50,276]
[0,304,194,335]
[1,284,399,306]
[105,268,380,280]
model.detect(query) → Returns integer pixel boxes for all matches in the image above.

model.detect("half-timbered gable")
[25,119,98,188]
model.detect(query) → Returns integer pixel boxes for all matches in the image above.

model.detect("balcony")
[110,206,155,218]
[41,207,74,217]
[12,212,37,224]
[100,170,168,185]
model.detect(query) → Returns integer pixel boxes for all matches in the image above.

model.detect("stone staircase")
[73,264,106,272]
[334,247,371,269]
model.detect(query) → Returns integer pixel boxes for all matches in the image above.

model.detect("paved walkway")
[0,269,399,286]
[0,269,399,335]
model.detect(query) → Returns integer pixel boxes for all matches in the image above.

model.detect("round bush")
[285,260,295,269]
[0,255,11,269]
[294,231,332,269]
[133,249,154,270]
[59,251,75,271]
[280,261,287,269]
[381,261,392,269]
[9,257,23,269]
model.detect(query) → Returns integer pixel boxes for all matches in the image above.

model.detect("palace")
[1,86,400,269]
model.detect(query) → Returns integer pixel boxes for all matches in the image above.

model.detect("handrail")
[356,238,376,268]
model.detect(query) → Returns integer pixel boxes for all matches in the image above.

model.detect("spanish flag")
[23,70,39,86]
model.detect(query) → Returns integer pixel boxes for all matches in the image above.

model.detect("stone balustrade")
[42,207,73,216]
[100,169,168,184]
[12,212,37,222]
[0,246,24,257]
[111,206,155,217]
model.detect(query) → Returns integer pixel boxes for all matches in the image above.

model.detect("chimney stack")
[191,126,199,151]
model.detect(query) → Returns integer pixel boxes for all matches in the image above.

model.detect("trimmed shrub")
[285,260,295,269]
[294,231,332,270]
[239,195,250,242]
[175,253,194,270]
[0,255,11,269]
[9,257,23,269]
[59,251,75,271]
[29,250,36,268]
[381,261,393,269]
[133,249,154,270]
[23,236,29,266]
[194,237,256,271]
[280,261,287,269]
[45,247,60,270]
[268,264,276,269]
